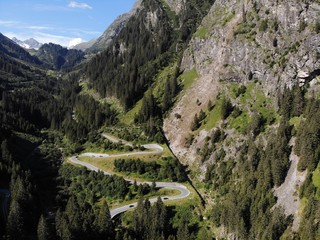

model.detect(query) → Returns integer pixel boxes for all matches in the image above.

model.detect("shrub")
[259,19,268,32]
[221,97,233,119]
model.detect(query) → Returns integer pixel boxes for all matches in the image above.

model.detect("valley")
[0,0,320,239]
[68,133,192,206]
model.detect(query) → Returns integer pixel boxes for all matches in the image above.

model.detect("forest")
[114,157,187,182]
[1,0,319,239]
[204,86,320,239]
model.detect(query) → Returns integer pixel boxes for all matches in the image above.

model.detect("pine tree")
[37,215,49,240]
[133,180,138,192]
[292,85,304,117]
[177,221,190,240]
[150,197,167,238]
[95,200,113,239]
[133,198,145,237]
[221,97,233,120]
[151,180,156,192]
[6,201,25,240]
[162,79,172,112]
[207,99,213,111]
[190,114,199,131]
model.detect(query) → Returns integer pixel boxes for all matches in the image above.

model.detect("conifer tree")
[37,215,49,240]
[221,97,233,119]
[95,200,113,239]
[6,201,25,240]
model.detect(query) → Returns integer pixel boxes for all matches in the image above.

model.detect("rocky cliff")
[163,0,186,13]
[87,0,142,53]
[163,1,320,237]
[164,0,320,169]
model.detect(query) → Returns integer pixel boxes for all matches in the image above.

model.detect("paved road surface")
[109,182,190,218]
[102,133,163,154]
[68,133,190,219]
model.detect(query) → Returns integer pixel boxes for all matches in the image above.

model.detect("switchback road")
[68,133,190,218]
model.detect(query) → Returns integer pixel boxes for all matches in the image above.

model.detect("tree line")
[114,157,187,182]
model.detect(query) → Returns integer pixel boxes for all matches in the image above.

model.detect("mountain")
[84,0,213,108]
[0,33,42,65]
[1,0,320,239]
[36,43,85,70]
[72,38,96,51]
[12,37,42,50]
[85,0,320,238]
[165,0,320,169]
[86,0,142,53]
[162,0,320,238]
[23,38,42,50]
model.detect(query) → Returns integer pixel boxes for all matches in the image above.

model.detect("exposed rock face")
[273,138,307,231]
[72,38,96,51]
[163,0,186,14]
[87,14,130,53]
[87,0,142,53]
[0,33,42,65]
[164,0,320,168]
[12,37,42,50]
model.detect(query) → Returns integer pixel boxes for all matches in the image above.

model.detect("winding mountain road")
[68,133,190,218]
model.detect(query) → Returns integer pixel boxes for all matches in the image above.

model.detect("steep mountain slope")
[162,0,320,238]
[0,33,50,90]
[0,33,42,65]
[85,0,214,108]
[165,0,320,167]
[72,38,96,51]
[23,38,42,50]
[12,37,42,50]
[1,0,319,239]
[86,0,142,53]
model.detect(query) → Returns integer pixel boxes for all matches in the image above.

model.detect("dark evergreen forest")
[0,1,215,239]
[1,0,318,239]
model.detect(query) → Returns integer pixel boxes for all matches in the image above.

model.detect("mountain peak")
[11,37,42,50]
[86,0,142,53]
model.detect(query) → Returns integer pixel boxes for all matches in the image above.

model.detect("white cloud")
[68,38,83,47]
[35,32,76,46]
[27,26,51,30]
[0,20,18,27]
[68,1,92,10]
[0,20,51,31]
[4,32,79,47]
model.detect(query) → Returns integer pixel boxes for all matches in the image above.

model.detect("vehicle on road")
[68,133,190,219]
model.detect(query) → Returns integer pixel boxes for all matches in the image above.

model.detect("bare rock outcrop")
[164,0,320,169]
[163,0,186,14]
[87,0,142,53]
[273,138,307,231]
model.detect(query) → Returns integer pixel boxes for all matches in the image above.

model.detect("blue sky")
[0,0,136,47]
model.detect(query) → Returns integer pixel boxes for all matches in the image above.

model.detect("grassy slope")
[191,81,277,134]
[78,152,166,182]
[313,162,320,199]
[121,100,142,125]
[179,68,199,89]
[122,63,178,125]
